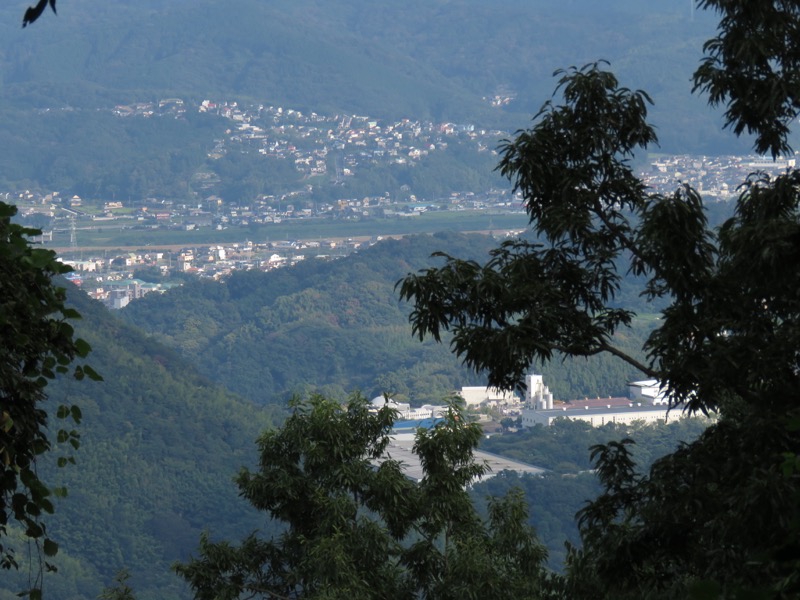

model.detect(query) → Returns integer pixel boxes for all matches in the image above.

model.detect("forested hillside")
[0,286,284,600]
[121,233,652,405]
[472,416,709,568]
[0,236,701,598]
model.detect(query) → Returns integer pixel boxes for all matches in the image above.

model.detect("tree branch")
[598,341,659,379]
[552,341,659,380]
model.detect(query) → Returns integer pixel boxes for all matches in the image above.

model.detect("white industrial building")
[524,373,554,409]
[520,375,678,427]
[521,401,673,427]
[628,379,669,405]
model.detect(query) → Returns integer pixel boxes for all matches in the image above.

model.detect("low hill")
[0,234,678,597]
[120,232,652,406]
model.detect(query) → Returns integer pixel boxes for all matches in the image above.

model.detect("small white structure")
[61,259,99,272]
[459,386,519,407]
[370,396,445,421]
[628,379,669,405]
[524,373,554,409]
[108,289,129,309]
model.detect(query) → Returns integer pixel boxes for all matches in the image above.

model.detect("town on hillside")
[12,97,798,236]
[9,98,799,311]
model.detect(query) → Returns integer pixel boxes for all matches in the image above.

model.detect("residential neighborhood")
[7,97,799,312]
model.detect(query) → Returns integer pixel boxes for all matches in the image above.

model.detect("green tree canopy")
[22,0,56,28]
[175,394,552,599]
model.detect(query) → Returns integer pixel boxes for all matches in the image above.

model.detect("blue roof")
[392,417,444,432]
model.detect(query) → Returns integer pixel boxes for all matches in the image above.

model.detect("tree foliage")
[0,201,98,593]
[399,2,800,598]
[693,0,800,157]
[22,0,56,29]
[175,394,551,599]
[98,570,137,600]
[399,63,658,393]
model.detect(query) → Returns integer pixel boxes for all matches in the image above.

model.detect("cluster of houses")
[11,181,518,244]
[643,154,798,200]
[198,100,498,181]
[110,95,800,208]
[59,237,379,308]
[16,94,799,246]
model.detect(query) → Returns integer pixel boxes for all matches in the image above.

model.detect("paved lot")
[377,437,547,481]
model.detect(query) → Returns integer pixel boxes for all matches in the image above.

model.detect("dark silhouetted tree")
[399,2,800,597]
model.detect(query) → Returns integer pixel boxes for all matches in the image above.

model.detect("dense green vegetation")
[0,108,221,198]
[482,417,709,475]
[177,396,551,600]
[475,417,710,569]
[0,229,702,599]
[0,201,98,597]
[0,262,696,598]
[0,1,721,139]
[174,395,708,597]
[4,1,797,598]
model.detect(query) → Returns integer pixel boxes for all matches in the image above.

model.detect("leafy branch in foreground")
[398,63,662,394]
[176,394,552,599]
[22,0,57,28]
[0,201,100,595]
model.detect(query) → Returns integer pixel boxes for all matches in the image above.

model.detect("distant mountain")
[0,0,756,153]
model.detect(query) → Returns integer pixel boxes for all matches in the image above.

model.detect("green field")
[54,211,529,250]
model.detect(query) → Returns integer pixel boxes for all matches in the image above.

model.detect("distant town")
[8,97,799,310]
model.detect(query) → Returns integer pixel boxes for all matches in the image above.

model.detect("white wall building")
[521,402,672,427]
[524,373,554,409]
[60,258,100,272]
[459,386,519,407]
